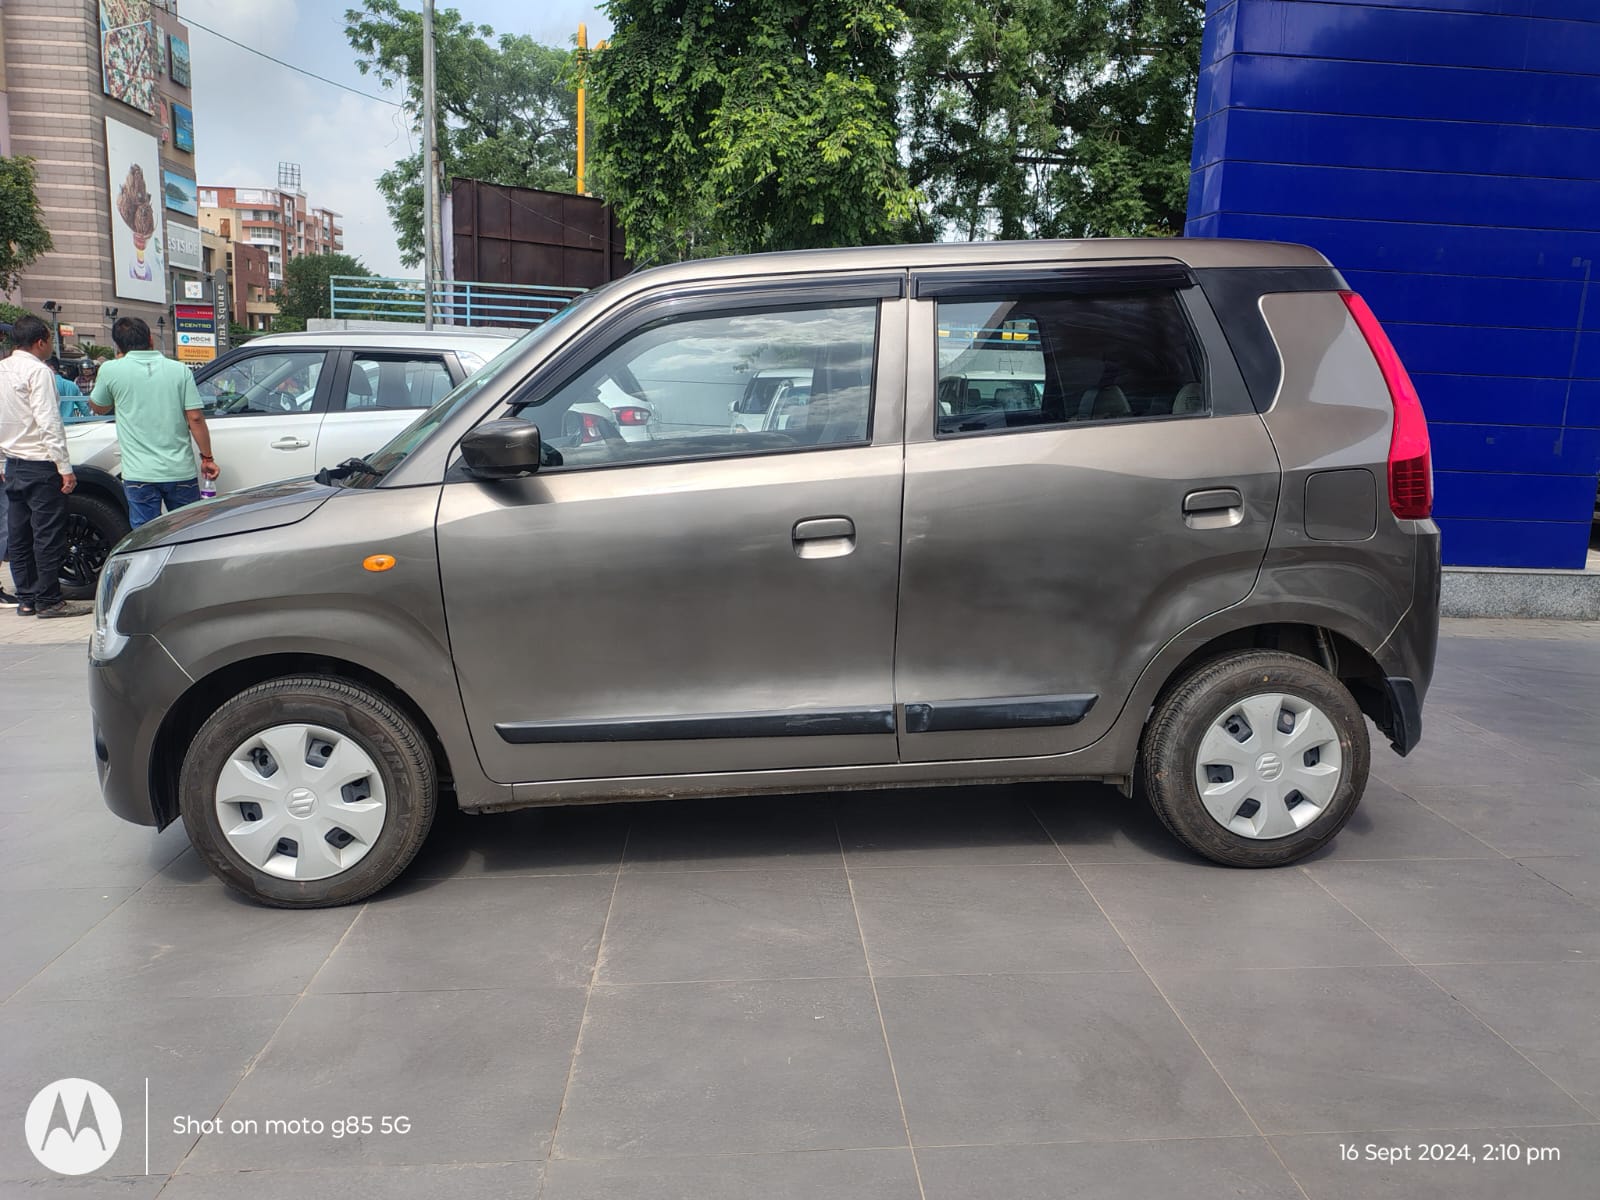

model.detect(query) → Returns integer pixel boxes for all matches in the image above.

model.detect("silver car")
[90,239,1440,907]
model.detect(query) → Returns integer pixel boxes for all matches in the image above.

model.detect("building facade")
[1,0,204,352]
[198,184,343,294]
[1188,0,1600,569]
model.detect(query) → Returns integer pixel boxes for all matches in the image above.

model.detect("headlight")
[91,546,173,662]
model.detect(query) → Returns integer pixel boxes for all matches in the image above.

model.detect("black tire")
[60,492,130,600]
[1139,650,1370,867]
[179,675,436,907]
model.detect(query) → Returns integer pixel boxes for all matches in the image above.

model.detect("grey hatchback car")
[90,240,1440,907]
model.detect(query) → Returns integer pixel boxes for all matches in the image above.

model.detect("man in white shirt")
[0,315,88,617]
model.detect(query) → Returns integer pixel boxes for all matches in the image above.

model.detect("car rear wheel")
[179,676,436,907]
[1139,650,1369,867]
[60,493,130,600]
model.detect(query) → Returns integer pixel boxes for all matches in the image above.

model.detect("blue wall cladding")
[1188,0,1600,568]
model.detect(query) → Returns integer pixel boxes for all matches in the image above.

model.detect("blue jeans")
[124,478,201,528]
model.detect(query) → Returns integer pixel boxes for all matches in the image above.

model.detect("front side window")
[936,290,1205,436]
[512,302,878,471]
[198,351,325,416]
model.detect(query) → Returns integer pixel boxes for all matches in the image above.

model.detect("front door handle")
[792,516,855,559]
[271,436,311,450]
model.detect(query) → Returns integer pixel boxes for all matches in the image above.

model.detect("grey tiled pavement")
[2,620,1598,1198]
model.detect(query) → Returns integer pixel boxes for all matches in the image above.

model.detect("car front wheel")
[179,676,437,907]
[60,493,130,599]
[1139,650,1370,867]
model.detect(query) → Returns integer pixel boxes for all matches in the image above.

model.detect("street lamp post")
[422,0,438,331]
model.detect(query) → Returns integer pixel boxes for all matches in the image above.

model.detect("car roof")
[238,329,516,351]
[615,237,1332,299]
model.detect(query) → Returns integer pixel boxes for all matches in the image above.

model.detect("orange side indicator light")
[363,554,397,573]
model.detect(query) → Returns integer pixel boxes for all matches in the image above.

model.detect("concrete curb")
[1442,567,1600,620]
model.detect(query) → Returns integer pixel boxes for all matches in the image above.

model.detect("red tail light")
[579,412,604,443]
[1340,292,1432,520]
[611,405,651,426]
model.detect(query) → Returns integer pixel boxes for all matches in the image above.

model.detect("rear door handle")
[793,516,855,559]
[271,436,311,450]
[1183,487,1242,514]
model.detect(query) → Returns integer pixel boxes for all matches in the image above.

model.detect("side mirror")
[460,418,542,479]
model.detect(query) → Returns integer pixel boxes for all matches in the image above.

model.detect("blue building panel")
[1189,0,1600,568]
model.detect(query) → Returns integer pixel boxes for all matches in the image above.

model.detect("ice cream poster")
[105,117,165,302]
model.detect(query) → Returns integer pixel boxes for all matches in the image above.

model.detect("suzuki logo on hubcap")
[285,787,317,818]
[1255,753,1284,782]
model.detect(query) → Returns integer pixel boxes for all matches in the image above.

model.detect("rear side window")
[935,291,1205,436]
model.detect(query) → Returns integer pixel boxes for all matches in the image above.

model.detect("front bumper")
[89,634,191,827]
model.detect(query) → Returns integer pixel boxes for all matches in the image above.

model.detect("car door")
[195,348,331,492]
[436,278,908,785]
[315,349,463,469]
[893,264,1280,762]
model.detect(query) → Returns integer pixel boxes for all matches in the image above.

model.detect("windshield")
[343,289,606,485]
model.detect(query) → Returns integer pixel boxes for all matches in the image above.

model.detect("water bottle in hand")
[200,474,216,500]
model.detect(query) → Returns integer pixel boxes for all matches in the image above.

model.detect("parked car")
[59,328,516,597]
[730,367,812,432]
[90,239,1440,907]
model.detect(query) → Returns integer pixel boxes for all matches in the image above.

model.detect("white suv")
[61,328,514,597]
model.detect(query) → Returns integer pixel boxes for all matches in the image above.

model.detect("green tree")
[902,0,1203,240]
[589,0,916,264]
[272,252,374,330]
[344,1,577,268]
[0,155,53,292]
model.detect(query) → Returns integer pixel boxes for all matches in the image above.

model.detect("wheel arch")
[1117,606,1399,788]
[70,465,128,513]
[148,652,455,829]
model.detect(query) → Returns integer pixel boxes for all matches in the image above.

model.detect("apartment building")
[198,184,343,292]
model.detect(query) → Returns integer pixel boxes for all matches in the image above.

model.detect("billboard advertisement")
[105,117,165,302]
[172,103,194,154]
[163,169,197,216]
[99,1,157,115]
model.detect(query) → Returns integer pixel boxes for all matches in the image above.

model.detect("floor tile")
[599,868,864,984]
[1272,1125,1600,1200]
[850,864,1133,977]
[186,988,583,1169]
[1305,858,1600,963]
[553,979,903,1158]
[407,802,630,879]
[918,1138,1302,1200]
[17,885,356,1001]
[163,1162,541,1199]
[1076,862,1402,972]
[0,796,190,889]
[1517,854,1600,907]
[311,874,615,993]
[1160,965,1590,1133]
[1304,778,1500,861]
[0,995,293,1178]
[877,971,1250,1145]
[1403,782,1600,859]
[836,789,1063,867]
[543,1149,920,1200]
[1029,783,1204,865]
[1424,962,1600,1116]
[621,796,843,872]
[0,886,135,998]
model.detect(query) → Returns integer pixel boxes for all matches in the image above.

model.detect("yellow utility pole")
[576,24,588,195]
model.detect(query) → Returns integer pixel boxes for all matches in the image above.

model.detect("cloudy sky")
[184,0,611,276]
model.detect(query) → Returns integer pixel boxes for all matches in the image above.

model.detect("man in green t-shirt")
[89,317,220,527]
